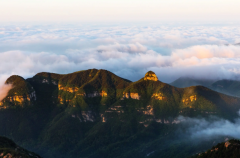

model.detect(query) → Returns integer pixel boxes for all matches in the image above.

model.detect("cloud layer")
[0,24,240,84]
[178,113,240,141]
[0,84,12,102]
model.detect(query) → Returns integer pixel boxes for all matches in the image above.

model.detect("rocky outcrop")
[58,84,79,93]
[0,91,37,107]
[58,96,72,104]
[9,91,36,103]
[81,111,94,122]
[142,105,154,115]
[182,95,197,105]
[87,91,107,97]
[71,111,95,122]
[29,91,37,101]
[225,141,231,148]
[144,71,158,81]
[101,114,106,122]
[76,93,86,97]
[41,78,57,85]
[122,92,140,100]
[151,93,166,100]
[58,90,107,104]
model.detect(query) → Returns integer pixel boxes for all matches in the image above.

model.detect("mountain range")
[0,69,240,158]
[170,77,240,98]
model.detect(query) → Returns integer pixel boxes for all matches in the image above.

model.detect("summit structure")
[144,71,158,81]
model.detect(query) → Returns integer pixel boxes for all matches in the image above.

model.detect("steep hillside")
[0,69,240,158]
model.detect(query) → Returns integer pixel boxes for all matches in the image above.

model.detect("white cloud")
[0,24,240,83]
[1,43,240,83]
[0,75,13,102]
[178,114,240,140]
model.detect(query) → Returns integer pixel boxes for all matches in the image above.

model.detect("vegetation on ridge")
[0,69,240,158]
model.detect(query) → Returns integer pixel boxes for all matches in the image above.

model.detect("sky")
[0,0,240,86]
[0,0,240,23]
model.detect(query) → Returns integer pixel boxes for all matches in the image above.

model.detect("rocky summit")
[144,71,158,81]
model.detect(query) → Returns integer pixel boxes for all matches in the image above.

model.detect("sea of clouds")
[1,23,240,142]
[0,23,240,93]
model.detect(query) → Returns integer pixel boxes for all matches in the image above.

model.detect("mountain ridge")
[0,69,240,158]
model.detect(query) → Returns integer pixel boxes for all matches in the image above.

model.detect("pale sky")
[0,0,240,23]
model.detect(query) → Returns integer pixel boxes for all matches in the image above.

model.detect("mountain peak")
[144,71,158,81]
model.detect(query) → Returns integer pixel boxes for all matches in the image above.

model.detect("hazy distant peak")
[170,76,216,88]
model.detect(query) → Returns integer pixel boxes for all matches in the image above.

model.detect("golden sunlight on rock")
[58,96,64,104]
[151,93,166,100]
[100,91,107,97]
[58,84,79,93]
[144,71,158,81]
[88,91,108,97]
[122,92,140,100]
[225,141,231,148]
[182,95,197,105]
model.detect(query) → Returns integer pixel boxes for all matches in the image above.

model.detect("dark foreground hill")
[192,139,240,158]
[0,136,41,158]
[0,69,240,158]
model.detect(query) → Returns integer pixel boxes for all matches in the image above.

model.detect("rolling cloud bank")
[178,114,240,141]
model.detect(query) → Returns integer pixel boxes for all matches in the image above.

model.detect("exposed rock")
[225,141,231,148]
[144,71,158,81]
[42,79,49,84]
[151,93,166,100]
[6,91,36,105]
[101,114,106,122]
[81,111,94,122]
[58,84,79,93]
[29,91,37,101]
[122,92,140,100]
[58,96,72,104]
[182,95,197,105]
[76,93,86,97]
[104,106,124,114]
[52,80,57,85]
[142,105,154,115]
[87,91,107,97]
